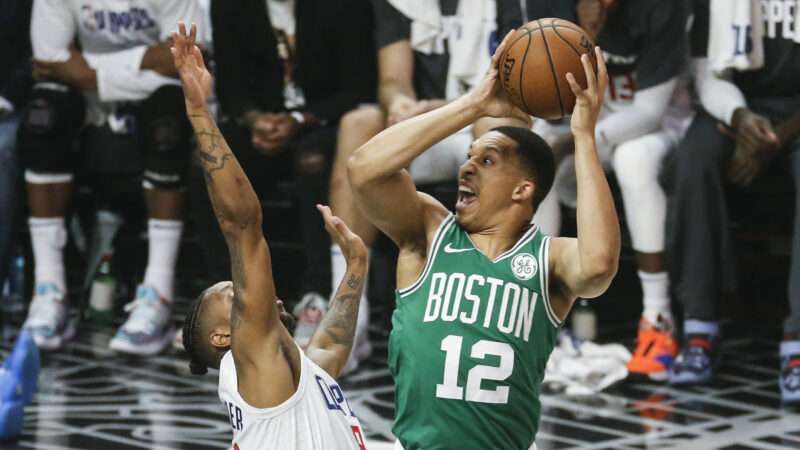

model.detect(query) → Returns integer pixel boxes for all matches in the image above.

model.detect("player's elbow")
[347,148,373,191]
[580,255,619,298]
[216,202,263,236]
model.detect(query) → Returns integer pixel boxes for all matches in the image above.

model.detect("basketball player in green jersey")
[347,30,620,450]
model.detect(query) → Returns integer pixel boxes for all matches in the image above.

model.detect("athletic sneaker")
[292,292,327,349]
[627,315,678,381]
[22,282,74,351]
[668,333,718,385]
[109,285,175,355]
[780,341,800,405]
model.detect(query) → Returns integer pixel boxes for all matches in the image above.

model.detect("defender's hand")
[566,46,607,137]
[171,22,212,114]
[468,30,529,122]
[317,205,368,265]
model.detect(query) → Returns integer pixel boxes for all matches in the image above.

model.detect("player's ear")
[209,326,231,349]
[512,179,535,203]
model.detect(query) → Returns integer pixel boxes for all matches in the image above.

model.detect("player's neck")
[468,217,533,260]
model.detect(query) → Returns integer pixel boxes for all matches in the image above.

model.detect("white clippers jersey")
[218,349,367,450]
[32,0,203,105]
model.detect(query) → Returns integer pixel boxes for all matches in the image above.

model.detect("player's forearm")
[573,133,620,291]
[349,95,480,187]
[310,257,368,373]
[189,110,263,233]
[141,43,178,77]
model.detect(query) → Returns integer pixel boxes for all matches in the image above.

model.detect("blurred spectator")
[667,0,800,404]
[325,0,524,373]
[0,0,33,291]
[205,0,376,365]
[528,0,690,381]
[20,0,203,354]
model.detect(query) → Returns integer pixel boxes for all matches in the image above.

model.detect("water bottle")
[1,249,26,315]
[88,253,115,325]
[571,299,597,341]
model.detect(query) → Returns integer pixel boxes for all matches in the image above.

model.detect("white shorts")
[408,126,472,184]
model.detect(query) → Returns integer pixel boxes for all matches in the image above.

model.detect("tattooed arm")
[173,24,294,408]
[306,206,369,378]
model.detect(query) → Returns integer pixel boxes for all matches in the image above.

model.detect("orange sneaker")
[627,316,678,381]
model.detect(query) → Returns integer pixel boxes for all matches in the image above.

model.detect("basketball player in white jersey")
[173,24,368,450]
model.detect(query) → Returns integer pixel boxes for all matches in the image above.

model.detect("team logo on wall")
[511,253,537,281]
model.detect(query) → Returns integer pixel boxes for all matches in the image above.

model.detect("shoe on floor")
[627,315,678,381]
[22,282,74,351]
[669,332,718,385]
[780,340,800,405]
[110,285,175,356]
[292,292,328,349]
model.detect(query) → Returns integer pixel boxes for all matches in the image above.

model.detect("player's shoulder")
[418,191,451,237]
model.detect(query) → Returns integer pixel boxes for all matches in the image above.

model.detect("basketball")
[499,18,597,120]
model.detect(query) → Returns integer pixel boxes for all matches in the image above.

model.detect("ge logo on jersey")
[511,253,537,281]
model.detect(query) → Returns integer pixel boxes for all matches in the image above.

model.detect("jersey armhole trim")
[397,214,454,298]
[220,345,310,419]
[539,236,562,328]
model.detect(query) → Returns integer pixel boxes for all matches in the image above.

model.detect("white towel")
[708,0,764,73]
[543,332,631,396]
[388,0,497,99]
[446,0,496,99]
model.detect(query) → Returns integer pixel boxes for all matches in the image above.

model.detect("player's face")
[456,131,527,230]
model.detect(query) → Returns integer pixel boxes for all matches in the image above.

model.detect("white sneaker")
[23,283,74,350]
[293,292,328,349]
[109,285,175,355]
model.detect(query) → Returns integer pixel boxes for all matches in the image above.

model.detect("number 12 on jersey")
[435,335,514,404]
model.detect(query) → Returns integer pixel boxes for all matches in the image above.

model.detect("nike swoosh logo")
[443,243,475,254]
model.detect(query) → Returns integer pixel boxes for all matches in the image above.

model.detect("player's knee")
[612,139,661,190]
[17,82,85,177]
[340,105,384,136]
[140,86,192,190]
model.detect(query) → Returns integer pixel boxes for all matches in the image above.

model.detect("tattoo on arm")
[319,293,360,346]
[346,274,361,290]
[189,112,234,178]
[318,273,364,347]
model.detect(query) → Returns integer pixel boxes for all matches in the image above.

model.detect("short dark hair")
[183,289,213,375]
[491,126,555,209]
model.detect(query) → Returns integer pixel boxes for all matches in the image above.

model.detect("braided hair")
[183,290,210,375]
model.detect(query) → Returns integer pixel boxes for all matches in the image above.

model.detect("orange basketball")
[499,18,597,120]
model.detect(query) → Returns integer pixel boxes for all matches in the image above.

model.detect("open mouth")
[456,185,478,211]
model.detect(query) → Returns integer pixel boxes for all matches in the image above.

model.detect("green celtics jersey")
[389,214,562,450]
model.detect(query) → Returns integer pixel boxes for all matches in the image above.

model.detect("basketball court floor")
[2,298,800,450]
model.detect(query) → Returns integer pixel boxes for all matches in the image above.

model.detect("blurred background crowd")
[1,0,799,404]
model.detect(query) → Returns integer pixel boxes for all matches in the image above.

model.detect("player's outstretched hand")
[470,30,530,123]
[171,22,212,114]
[566,46,607,137]
[317,205,368,266]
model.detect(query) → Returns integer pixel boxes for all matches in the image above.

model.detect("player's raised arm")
[347,30,527,247]
[172,23,281,357]
[305,206,368,378]
[550,48,620,314]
